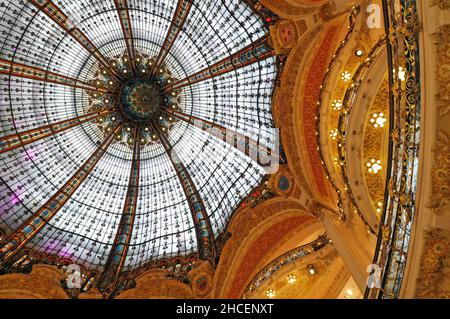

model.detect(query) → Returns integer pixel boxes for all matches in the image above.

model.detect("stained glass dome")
[0,0,279,288]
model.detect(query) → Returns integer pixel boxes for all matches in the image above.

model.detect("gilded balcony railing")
[316,6,383,233]
[365,0,421,299]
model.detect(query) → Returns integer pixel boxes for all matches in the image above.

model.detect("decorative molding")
[301,24,342,199]
[318,1,337,21]
[212,197,314,298]
[270,19,302,54]
[225,215,314,298]
[267,165,295,197]
[415,228,450,298]
[433,25,450,116]
[431,0,450,10]
[427,131,450,216]
[244,244,339,299]
[259,0,318,18]
[273,25,322,197]
[188,261,215,298]
[242,233,330,298]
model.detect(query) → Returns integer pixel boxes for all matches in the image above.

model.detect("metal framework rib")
[162,109,280,167]
[0,109,113,154]
[150,120,215,260]
[163,36,275,91]
[98,127,141,294]
[150,0,193,74]
[0,59,113,93]
[114,0,137,75]
[0,124,122,265]
[28,0,121,79]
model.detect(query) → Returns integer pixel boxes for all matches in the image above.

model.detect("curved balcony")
[338,41,387,232]
[316,6,386,232]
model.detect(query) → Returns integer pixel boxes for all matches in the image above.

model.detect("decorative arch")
[273,15,349,205]
[213,198,321,298]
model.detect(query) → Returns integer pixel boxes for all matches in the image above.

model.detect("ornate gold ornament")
[433,25,450,116]
[427,131,450,216]
[415,228,450,298]
[431,0,450,10]
[366,0,422,299]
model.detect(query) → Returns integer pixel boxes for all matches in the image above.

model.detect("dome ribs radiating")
[28,0,124,81]
[113,0,138,76]
[149,119,216,262]
[149,0,194,76]
[0,0,280,277]
[97,125,141,295]
[0,108,114,154]
[0,58,114,94]
[161,108,280,170]
[0,124,123,267]
[163,36,275,91]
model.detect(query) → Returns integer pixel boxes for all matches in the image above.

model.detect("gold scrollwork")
[433,25,450,116]
[427,131,450,216]
[416,228,450,298]
[431,0,450,10]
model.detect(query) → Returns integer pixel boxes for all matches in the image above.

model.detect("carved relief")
[188,261,214,297]
[434,25,450,116]
[431,0,450,10]
[270,19,302,54]
[416,228,450,298]
[318,1,337,21]
[428,131,450,216]
[267,165,295,197]
[302,25,343,199]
